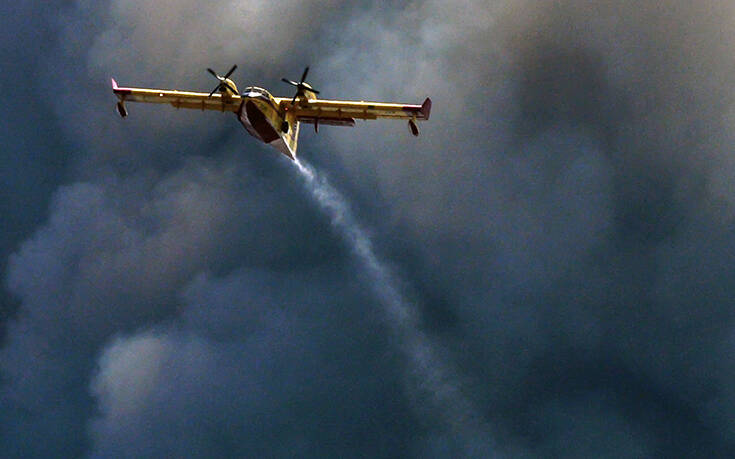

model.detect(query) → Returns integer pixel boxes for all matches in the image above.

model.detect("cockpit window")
[242,87,277,108]
[243,86,269,96]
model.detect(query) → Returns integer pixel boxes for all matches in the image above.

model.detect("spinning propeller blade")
[224,64,237,79]
[300,66,309,83]
[207,66,238,97]
[282,66,319,105]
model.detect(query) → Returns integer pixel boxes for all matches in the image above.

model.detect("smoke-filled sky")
[4,1,735,457]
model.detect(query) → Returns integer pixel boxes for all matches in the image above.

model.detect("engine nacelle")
[116,101,128,118]
[408,118,419,136]
[221,78,239,97]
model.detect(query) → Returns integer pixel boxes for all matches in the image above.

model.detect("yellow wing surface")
[112,78,430,124]
[111,79,241,113]
[280,97,432,129]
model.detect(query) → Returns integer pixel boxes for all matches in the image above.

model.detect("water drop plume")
[293,158,494,455]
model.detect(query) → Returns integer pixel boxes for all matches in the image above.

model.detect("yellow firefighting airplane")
[111,66,431,160]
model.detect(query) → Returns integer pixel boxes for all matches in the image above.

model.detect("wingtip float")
[111,66,431,160]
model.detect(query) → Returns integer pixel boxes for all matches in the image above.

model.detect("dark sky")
[4,1,735,457]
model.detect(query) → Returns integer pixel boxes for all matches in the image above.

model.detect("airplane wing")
[280,97,432,127]
[111,78,241,113]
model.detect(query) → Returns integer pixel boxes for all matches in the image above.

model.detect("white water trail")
[293,159,494,455]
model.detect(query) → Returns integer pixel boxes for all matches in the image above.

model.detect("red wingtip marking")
[420,97,432,120]
[111,78,131,96]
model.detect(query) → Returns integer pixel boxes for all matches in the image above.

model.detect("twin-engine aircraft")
[111,66,431,160]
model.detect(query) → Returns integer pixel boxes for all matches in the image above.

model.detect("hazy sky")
[4,1,735,457]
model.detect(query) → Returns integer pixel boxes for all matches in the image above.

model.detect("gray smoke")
[4,0,735,457]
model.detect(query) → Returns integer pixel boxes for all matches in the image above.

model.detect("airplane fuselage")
[238,87,299,159]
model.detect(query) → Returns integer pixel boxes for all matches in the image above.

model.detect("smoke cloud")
[4,0,735,456]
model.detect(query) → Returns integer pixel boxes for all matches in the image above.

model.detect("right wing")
[111,78,242,113]
[282,97,432,127]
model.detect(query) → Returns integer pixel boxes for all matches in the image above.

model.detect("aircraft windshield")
[243,87,271,98]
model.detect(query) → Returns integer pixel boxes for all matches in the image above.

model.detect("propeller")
[281,66,320,105]
[207,65,238,97]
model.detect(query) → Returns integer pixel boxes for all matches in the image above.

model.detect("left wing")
[112,79,242,113]
[282,97,431,127]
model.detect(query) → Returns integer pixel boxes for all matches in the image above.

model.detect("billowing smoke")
[4,0,735,456]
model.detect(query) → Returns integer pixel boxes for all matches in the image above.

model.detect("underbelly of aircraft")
[240,100,279,142]
[237,98,296,159]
